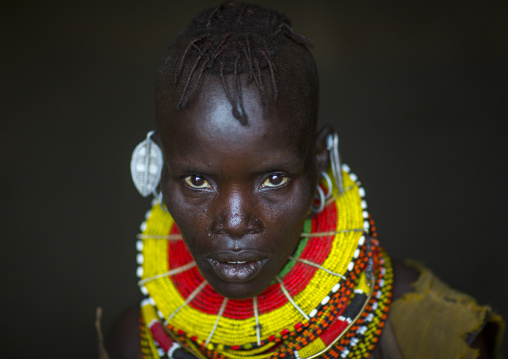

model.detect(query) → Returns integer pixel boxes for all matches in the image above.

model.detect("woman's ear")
[315,125,334,173]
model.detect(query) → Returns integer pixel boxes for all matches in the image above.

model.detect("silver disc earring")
[327,133,344,195]
[131,131,163,197]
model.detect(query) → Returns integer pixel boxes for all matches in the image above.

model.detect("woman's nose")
[210,188,263,238]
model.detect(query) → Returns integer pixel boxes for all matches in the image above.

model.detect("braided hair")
[156,2,318,125]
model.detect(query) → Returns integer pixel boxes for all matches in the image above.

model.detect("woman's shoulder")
[390,258,420,301]
[388,258,504,359]
[104,304,142,359]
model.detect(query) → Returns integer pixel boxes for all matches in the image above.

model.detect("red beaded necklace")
[137,170,393,359]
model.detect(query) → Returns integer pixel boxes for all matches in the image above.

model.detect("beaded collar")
[136,166,393,359]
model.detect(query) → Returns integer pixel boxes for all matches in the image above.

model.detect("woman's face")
[158,77,323,299]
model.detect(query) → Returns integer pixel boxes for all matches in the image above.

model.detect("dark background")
[1,1,506,357]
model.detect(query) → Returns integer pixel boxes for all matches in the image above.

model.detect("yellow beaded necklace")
[137,168,393,359]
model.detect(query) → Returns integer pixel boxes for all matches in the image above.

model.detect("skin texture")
[157,75,329,299]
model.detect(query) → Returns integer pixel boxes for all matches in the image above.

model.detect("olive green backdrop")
[1,1,506,357]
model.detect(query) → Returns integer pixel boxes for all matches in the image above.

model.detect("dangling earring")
[310,133,344,215]
[321,171,333,199]
[310,182,325,213]
[310,171,333,214]
[131,131,163,197]
[327,133,344,195]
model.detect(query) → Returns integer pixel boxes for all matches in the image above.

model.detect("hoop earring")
[310,184,325,214]
[321,171,333,199]
[326,133,344,195]
[131,131,163,197]
[310,172,332,214]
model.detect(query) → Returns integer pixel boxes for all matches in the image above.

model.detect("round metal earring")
[310,184,326,214]
[321,171,333,199]
[310,172,333,214]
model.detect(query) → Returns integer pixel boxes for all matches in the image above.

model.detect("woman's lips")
[208,257,268,282]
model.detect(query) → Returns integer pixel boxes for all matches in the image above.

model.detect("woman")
[105,3,503,358]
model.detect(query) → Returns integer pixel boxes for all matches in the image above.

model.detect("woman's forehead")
[159,76,314,156]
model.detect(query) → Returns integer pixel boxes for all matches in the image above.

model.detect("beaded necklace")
[136,167,393,359]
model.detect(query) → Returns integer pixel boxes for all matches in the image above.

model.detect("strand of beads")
[325,249,393,359]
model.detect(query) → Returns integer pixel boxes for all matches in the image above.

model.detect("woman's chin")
[197,257,275,299]
[207,276,271,300]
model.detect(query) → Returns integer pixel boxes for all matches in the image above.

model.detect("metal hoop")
[321,171,333,199]
[310,184,325,213]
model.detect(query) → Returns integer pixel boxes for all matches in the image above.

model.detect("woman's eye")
[261,174,289,188]
[184,175,211,189]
